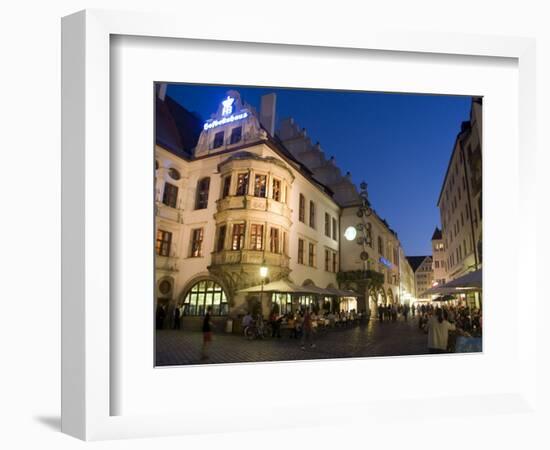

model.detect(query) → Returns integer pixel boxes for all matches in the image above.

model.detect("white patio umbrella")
[237,279,319,294]
[419,269,482,297]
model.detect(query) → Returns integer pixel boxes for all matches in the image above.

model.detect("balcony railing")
[211,249,289,268]
[216,195,290,216]
[155,202,184,223]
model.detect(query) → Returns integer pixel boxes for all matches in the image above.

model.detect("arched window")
[195,177,210,210]
[182,280,228,316]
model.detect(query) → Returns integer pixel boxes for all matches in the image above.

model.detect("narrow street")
[156,316,429,366]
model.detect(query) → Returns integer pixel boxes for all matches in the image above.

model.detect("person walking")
[427,307,456,354]
[200,306,214,361]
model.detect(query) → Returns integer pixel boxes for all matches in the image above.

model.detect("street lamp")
[344,226,357,241]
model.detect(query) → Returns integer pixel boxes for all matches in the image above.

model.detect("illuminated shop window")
[182,280,228,316]
[272,293,292,315]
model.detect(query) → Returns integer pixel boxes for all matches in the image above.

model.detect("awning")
[433,295,456,302]
[237,280,359,298]
[443,269,482,289]
[237,279,318,294]
[324,287,360,298]
[420,269,482,297]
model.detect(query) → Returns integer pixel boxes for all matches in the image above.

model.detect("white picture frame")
[61,9,538,441]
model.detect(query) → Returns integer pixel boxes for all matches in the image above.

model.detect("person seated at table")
[242,311,253,329]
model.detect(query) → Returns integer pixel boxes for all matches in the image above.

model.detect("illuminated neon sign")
[379,257,392,268]
[221,96,234,116]
[203,96,250,130]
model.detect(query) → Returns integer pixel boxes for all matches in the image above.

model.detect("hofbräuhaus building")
[155,87,412,329]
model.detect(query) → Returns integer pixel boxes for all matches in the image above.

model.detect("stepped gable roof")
[406,256,430,272]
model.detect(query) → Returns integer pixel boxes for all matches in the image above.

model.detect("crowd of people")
[170,299,482,360]
[415,303,482,353]
[240,307,368,349]
[377,303,410,322]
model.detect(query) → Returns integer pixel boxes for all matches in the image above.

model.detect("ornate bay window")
[254,174,267,197]
[269,227,280,254]
[231,223,246,250]
[272,178,281,201]
[236,172,249,196]
[250,224,264,250]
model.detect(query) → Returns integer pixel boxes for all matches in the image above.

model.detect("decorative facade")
[155,87,415,328]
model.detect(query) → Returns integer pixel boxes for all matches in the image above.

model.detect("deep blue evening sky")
[166,83,472,256]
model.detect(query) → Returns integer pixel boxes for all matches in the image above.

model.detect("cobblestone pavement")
[155,317,430,366]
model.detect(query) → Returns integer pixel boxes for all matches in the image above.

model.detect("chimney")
[260,93,277,136]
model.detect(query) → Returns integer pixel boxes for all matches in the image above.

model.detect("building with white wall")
[278,119,408,314]
[437,98,482,282]
[156,90,343,327]
[407,255,434,302]
[431,227,447,286]
[155,87,415,327]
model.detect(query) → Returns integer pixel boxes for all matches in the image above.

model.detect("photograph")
[154,83,483,366]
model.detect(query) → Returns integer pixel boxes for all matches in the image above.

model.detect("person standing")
[427,308,456,354]
[201,306,214,361]
[156,303,166,330]
[301,308,316,350]
[173,304,181,330]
